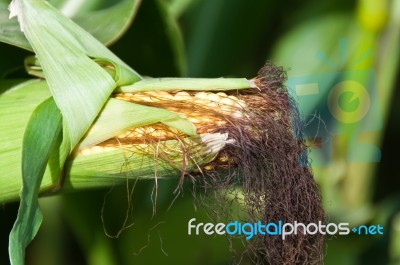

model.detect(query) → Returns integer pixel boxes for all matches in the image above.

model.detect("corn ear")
[0,78,247,202]
[2,62,327,264]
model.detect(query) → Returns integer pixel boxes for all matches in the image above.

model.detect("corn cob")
[76,88,255,177]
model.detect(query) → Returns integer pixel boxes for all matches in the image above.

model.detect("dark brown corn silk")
[233,64,325,264]
[108,62,325,264]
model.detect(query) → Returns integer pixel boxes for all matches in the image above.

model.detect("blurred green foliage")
[1,0,399,264]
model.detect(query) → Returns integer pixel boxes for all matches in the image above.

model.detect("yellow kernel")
[219,155,228,162]
[217,121,226,126]
[114,95,128,101]
[204,165,214,171]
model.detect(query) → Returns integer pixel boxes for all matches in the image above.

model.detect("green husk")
[65,135,219,190]
[8,0,141,148]
[119,77,254,92]
[0,80,52,203]
[78,97,196,149]
[0,79,239,202]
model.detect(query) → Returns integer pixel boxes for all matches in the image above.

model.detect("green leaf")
[10,0,140,148]
[183,0,278,77]
[271,13,353,77]
[111,0,186,76]
[72,0,142,46]
[0,2,31,50]
[154,0,186,75]
[0,0,141,50]
[8,98,63,265]
[271,13,353,116]
[166,0,195,18]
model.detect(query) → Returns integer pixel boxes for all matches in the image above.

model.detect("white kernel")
[233,111,244,118]
[188,117,200,123]
[206,93,220,102]
[156,91,174,99]
[194,92,209,100]
[104,146,117,152]
[117,131,131,138]
[228,95,239,101]
[235,100,246,108]
[202,117,213,123]
[134,94,153,102]
[207,102,218,109]
[80,149,92,156]
[174,91,191,100]
[194,98,207,105]
[151,130,166,137]
[219,97,235,106]
[91,146,104,153]
[220,105,233,114]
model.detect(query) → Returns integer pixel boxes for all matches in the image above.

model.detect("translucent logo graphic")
[287,38,382,165]
[188,218,384,240]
